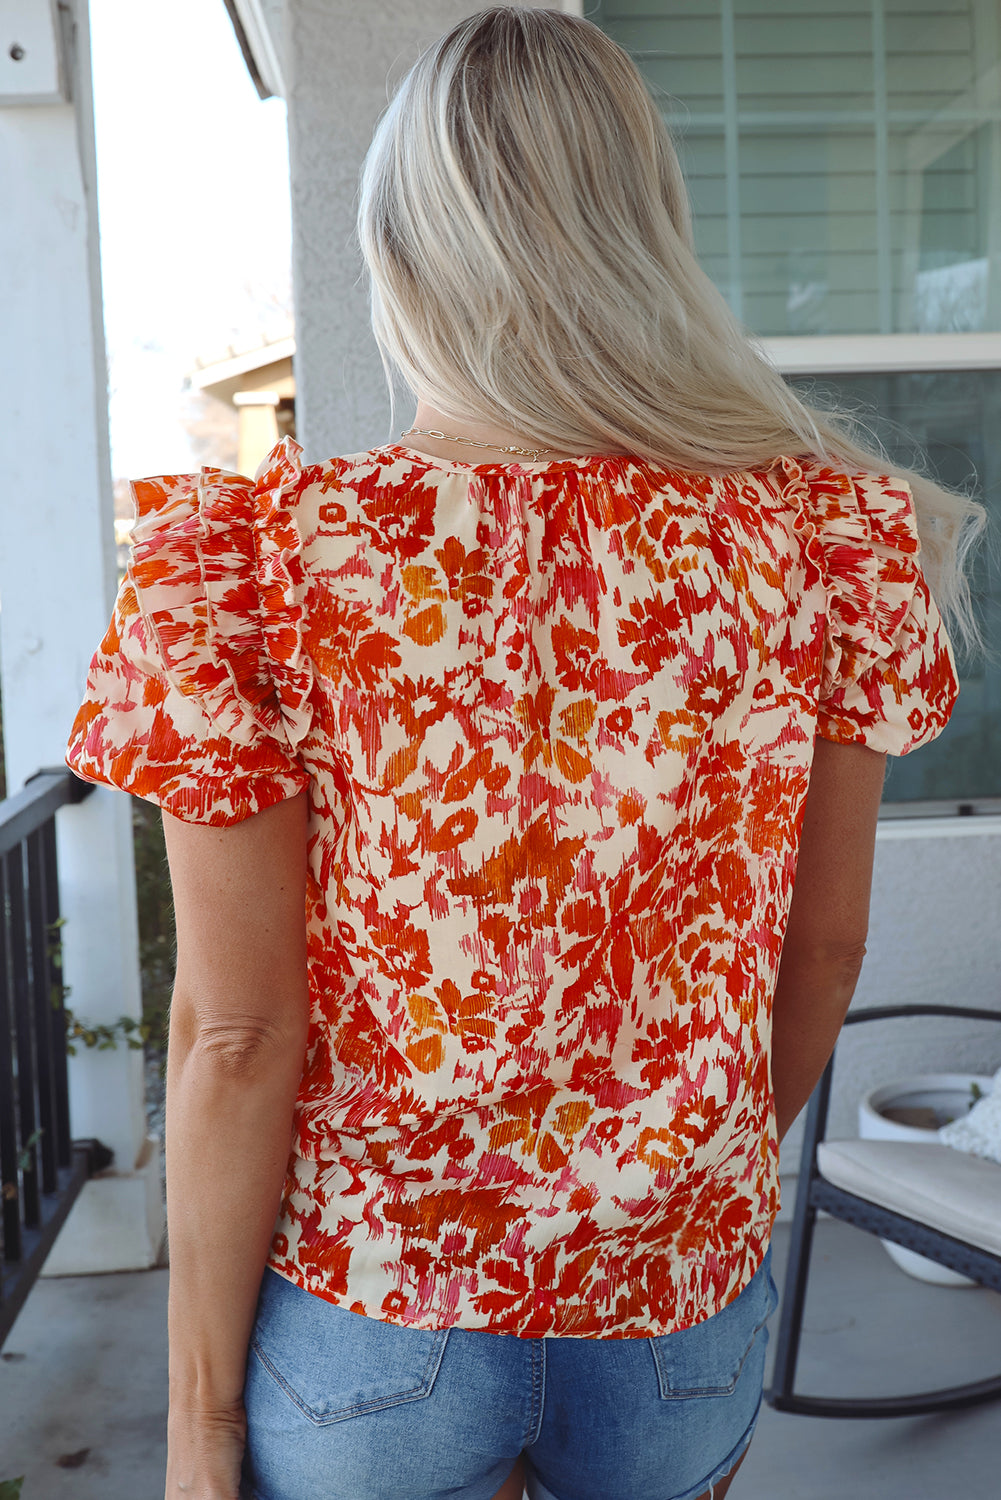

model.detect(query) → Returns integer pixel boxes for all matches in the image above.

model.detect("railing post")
[27,829,60,1196]
[42,817,73,1170]
[0,856,22,1263]
[5,850,40,1231]
[0,771,118,1346]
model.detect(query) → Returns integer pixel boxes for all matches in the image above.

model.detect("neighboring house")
[113,479,136,575]
[111,336,296,568]
[190,331,296,478]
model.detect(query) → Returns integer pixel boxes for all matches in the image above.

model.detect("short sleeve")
[775,455,960,756]
[65,439,314,825]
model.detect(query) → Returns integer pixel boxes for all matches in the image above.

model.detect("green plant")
[0,1478,25,1498]
[63,1010,156,1054]
[48,917,164,1055]
[130,797,176,1056]
[44,799,176,1060]
[17,1128,43,1172]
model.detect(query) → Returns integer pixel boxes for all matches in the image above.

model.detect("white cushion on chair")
[816,1140,1001,1258]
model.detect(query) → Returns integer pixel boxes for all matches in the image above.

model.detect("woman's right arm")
[771,737,887,1144]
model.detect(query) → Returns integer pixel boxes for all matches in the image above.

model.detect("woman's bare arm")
[771,738,886,1144]
[160,790,310,1499]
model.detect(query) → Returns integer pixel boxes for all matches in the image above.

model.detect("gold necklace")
[400,426,554,462]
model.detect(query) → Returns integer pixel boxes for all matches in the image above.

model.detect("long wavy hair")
[357,5,985,648]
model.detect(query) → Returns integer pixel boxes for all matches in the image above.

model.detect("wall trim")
[876,814,1001,841]
[761,332,1001,374]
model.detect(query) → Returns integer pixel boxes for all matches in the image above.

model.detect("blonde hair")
[357,5,985,649]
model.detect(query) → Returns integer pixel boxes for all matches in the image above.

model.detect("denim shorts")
[240,1243,778,1500]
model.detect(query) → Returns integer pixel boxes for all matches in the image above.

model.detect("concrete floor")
[1,1219,1000,1499]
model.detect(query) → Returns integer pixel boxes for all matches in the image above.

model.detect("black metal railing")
[1,767,112,1348]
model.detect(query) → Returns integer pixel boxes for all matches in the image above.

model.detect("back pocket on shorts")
[249,1269,451,1425]
[647,1249,779,1399]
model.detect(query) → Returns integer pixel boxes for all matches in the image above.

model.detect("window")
[788,367,1001,802]
[594,0,1001,806]
[594,0,1001,334]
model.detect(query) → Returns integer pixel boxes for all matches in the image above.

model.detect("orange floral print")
[65,438,957,1338]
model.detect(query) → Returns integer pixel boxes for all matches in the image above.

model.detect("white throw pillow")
[938,1065,1001,1165]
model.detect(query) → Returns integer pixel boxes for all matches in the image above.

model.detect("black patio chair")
[764,1004,1001,1418]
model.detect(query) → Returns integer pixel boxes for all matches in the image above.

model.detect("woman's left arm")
[160,790,310,1500]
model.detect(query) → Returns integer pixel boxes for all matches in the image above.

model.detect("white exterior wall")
[277,0,1001,1210]
[0,0,163,1272]
[777,818,1001,1206]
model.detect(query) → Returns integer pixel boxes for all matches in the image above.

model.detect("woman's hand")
[165,1399,247,1499]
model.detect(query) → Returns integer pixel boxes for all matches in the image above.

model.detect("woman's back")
[67,432,956,1338]
[61,10,983,1496]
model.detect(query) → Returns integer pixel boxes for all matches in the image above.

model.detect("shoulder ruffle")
[770,453,923,702]
[252,437,316,752]
[127,435,316,753]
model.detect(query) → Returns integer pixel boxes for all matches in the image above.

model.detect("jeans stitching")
[653,1309,771,1398]
[683,1378,765,1500]
[648,1250,776,1400]
[249,1327,450,1424]
[526,1339,545,1447]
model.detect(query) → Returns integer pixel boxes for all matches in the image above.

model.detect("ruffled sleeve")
[774,455,960,756]
[64,437,314,825]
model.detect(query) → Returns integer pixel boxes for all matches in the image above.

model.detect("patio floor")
[1,1217,1000,1498]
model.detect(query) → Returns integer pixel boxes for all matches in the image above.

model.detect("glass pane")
[740,129,879,334]
[734,4,874,116]
[673,130,732,300]
[893,123,1001,332]
[787,370,1001,802]
[600,11,724,114]
[593,0,1001,336]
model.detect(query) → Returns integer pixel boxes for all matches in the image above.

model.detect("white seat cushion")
[816,1140,1001,1259]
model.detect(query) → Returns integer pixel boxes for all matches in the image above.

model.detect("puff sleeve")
[64,438,314,825]
[776,455,960,756]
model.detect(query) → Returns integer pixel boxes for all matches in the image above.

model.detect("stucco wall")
[778,817,1001,1176]
[284,0,582,460]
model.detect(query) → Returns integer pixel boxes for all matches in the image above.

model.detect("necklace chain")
[400,426,554,462]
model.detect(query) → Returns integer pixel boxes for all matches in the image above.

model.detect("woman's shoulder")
[253,436,435,494]
[764,451,920,538]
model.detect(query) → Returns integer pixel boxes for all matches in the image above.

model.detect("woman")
[66,9,982,1500]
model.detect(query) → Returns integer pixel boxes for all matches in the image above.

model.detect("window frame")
[761,332,1001,374]
[878,797,1001,820]
[763,332,999,819]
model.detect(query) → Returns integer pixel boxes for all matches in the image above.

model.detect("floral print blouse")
[65,437,958,1338]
